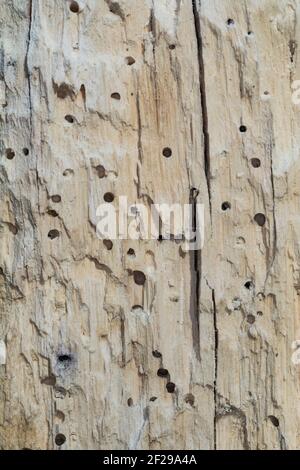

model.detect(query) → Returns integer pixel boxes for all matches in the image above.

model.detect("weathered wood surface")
[0,0,300,450]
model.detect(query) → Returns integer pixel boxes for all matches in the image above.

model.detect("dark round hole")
[169,44,176,50]
[131,305,143,311]
[103,192,114,203]
[58,354,71,362]
[246,314,256,324]
[127,248,135,257]
[162,147,172,158]
[239,125,247,133]
[51,195,61,203]
[157,368,169,377]
[96,164,106,178]
[221,201,231,211]
[126,56,135,65]
[111,92,121,100]
[70,1,79,13]
[103,239,113,250]
[127,397,133,407]
[133,270,146,286]
[257,311,263,316]
[65,114,74,123]
[244,281,254,290]
[166,382,176,393]
[23,148,29,155]
[184,393,195,406]
[254,213,266,226]
[55,433,66,446]
[227,18,234,26]
[5,148,15,160]
[251,158,261,168]
[152,350,162,358]
[48,229,59,240]
[48,209,58,217]
[268,415,279,427]
[150,396,157,402]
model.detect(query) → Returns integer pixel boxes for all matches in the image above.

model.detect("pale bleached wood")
[0,0,299,450]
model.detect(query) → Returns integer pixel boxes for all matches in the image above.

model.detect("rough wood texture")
[1,0,300,450]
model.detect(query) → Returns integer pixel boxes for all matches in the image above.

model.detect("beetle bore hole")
[247,314,256,324]
[48,209,58,217]
[162,147,172,158]
[127,397,133,407]
[48,229,59,240]
[51,195,61,203]
[103,192,114,203]
[152,350,162,358]
[157,368,168,377]
[133,270,146,286]
[268,415,279,427]
[111,92,121,100]
[166,382,176,393]
[169,44,176,50]
[58,354,71,363]
[70,1,79,13]
[23,148,29,156]
[96,165,106,178]
[221,201,231,211]
[65,114,75,123]
[103,239,113,250]
[127,248,135,257]
[254,213,266,226]
[251,158,261,168]
[227,18,235,26]
[150,396,157,402]
[239,125,247,133]
[6,148,15,160]
[244,281,254,290]
[126,56,135,65]
[55,433,66,446]
[184,393,195,406]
